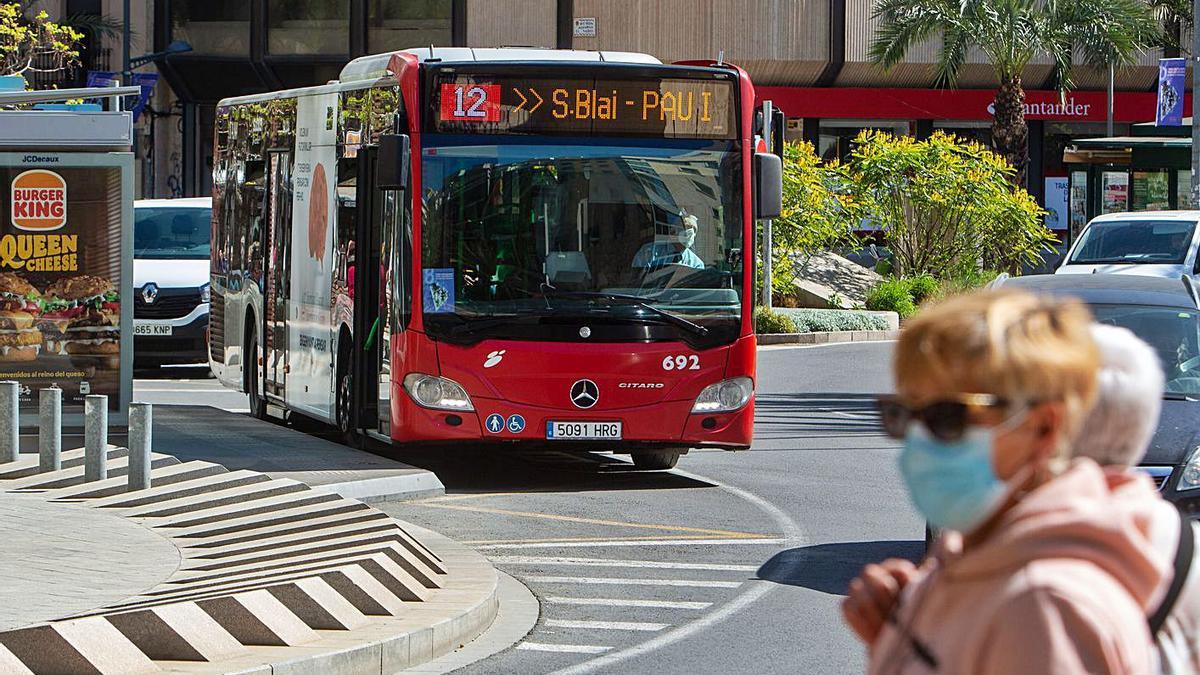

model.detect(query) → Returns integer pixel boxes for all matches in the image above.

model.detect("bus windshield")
[421,138,743,346]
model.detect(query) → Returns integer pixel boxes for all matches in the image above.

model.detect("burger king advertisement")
[0,158,131,417]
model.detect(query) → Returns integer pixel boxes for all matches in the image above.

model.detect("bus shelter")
[0,86,139,427]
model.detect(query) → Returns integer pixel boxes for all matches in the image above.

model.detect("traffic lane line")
[526,576,744,589]
[408,501,771,539]
[518,643,613,655]
[544,597,712,610]
[470,537,790,549]
[489,555,759,572]
[546,619,669,632]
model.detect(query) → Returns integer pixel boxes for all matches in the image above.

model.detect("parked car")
[996,273,1200,514]
[133,197,211,369]
[1056,211,1200,280]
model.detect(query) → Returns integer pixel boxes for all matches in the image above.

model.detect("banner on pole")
[1157,57,1187,126]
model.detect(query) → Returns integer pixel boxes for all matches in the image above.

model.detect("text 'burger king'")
[11,170,66,232]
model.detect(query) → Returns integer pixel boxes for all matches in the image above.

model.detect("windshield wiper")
[542,290,710,336]
[1163,391,1198,401]
[443,311,550,337]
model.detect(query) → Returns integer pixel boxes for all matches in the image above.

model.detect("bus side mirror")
[753,152,782,220]
[377,133,410,190]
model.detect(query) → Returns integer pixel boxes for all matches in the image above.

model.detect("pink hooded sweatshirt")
[868,460,1170,675]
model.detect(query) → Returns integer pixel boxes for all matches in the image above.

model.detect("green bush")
[754,307,797,334]
[866,279,918,319]
[787,309,889,332]
[907,275,940,304]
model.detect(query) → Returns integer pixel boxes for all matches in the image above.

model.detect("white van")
[132,197,211,368]
[1057,211,1200,279]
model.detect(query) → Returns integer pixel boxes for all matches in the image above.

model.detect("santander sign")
[986,97,1093,119]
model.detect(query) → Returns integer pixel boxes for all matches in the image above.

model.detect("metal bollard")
[0,381,17,464]
[84,395,108,482]
[127,402,151,491]
[39,388,61,473]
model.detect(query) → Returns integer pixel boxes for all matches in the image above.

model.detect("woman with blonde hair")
[844,290,1169,674]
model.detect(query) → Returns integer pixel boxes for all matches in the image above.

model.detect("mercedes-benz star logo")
[141,283,159,304]
[570,379,599,409]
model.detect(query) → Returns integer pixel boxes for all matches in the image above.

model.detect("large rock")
[787,251,882,309]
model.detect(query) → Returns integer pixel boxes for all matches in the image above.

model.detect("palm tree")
[869,0,1159,186]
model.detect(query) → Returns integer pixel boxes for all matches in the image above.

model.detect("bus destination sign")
[434,75,736,139]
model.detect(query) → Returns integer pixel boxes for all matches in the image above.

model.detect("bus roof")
[219,47,666,107]
[339,47,661,82]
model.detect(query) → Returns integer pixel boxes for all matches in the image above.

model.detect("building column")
[1028,120,1045,206]
[557,0,573,49]
[914,119,933,140]
[801,118,820,151]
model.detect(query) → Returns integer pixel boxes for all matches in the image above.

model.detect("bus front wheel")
[632,450,681,471]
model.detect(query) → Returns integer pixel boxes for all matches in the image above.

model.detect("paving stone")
[44,460,222,501]
[166,500,374,541]
[197,590,319,647]
[0,642,32,674]
[0,616,160,674]
[142,491,343,529]
[106,603,246,662]
[264,578,372,631]
[118,479,310,518]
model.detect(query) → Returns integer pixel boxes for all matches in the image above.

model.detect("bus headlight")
[200,282,211,304]
[691,377,753,413]
[1180,446,1200,491]
[403,373,474,411]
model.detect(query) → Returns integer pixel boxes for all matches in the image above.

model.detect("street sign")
[573,17,596,37]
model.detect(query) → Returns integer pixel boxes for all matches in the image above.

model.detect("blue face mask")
[898,421,1018,533]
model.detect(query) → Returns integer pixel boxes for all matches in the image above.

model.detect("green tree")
[847,130,1055,278]
[763,141,860,299]
[0,3,83,80]
[868,0,1158,186]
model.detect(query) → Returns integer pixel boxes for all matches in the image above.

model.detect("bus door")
[264,151,291,398]
[351,145,383,434]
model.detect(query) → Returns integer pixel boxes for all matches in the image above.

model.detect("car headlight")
[692,376,753,413]
[1180,446,1200,491]
[200,282,211,303]
[403,373,474,411]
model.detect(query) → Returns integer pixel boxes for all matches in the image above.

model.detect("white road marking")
[555,470,807,675]
[475,538,789,550]
[544,597,711,610]
[518,643,612,655]
[546,619,669,632]
[526,576,743,589]
[489,555,759,572]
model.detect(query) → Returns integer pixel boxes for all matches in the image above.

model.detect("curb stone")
[756,330,900,345]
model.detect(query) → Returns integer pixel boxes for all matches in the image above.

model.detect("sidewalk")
[152,406,444,502]
[0,446,498,674]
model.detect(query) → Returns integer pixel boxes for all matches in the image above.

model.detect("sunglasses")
[877,393,1010,442]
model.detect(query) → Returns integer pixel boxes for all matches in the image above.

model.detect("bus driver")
[632,214,704,271]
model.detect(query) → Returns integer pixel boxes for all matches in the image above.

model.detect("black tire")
[246,332,266,420]
[632,450,681,471]
[335,356,359,447]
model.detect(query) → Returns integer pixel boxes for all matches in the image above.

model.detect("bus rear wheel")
[246,333,266,420]
[335,358,359,447]
[632,450,681,471]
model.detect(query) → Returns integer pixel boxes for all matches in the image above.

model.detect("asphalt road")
[135,342,918,674]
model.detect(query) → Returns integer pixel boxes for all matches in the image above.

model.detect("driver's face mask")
[678,228,696,249]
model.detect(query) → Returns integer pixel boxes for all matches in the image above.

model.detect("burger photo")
[39,275,120,368]
[0,272,43,362]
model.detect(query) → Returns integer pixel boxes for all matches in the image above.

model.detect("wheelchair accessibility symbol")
[485,414,504,434]
[506,414,526,433]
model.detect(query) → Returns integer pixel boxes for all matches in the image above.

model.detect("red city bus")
[209,47,781,470]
